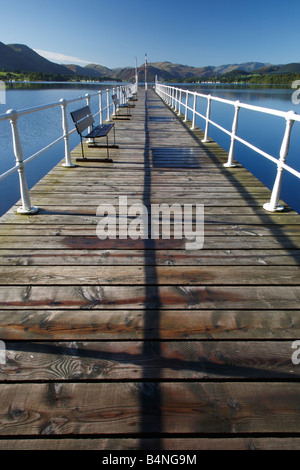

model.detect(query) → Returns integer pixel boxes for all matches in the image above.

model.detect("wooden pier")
[0,87,300,450]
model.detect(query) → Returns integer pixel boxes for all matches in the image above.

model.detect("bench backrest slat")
[75,114,94,134]
[71,106,91,122]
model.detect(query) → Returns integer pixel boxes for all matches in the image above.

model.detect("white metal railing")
[155,82,300,212]
[0,82,137,214]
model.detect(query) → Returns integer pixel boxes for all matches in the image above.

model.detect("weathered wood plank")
[0,235,300,250]
[0,382,300,435]
[0,309,299,340]
[0,437,299,450]
[0,341,298,381]
[0,265,299,285]
[2,210,299,225]
[1,249,299,266]
[1,224,300,237]
[0,285,299,309]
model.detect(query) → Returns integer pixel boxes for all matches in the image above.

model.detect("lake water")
[0,82,299,215]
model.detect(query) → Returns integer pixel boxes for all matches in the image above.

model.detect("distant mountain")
[140,62,215,81]
[85,63,113,77]
[254,65,281,74]
[0,42,32,71]
[63,63,107,78]
[213,62,270,75]
[105,61,272,82]
[275,63,300,74]
[1,42,299,82]
[0,43,73,75]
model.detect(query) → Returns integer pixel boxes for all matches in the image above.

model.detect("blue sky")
[1,0,300,69]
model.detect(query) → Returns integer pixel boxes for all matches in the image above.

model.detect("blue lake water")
[0,82,299,215]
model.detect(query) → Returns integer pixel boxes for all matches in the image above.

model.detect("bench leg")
[80,135,86,159]
[106,135,109,159]
[76,134,114,163]
[113,106,131,120]
[87,130,119,150]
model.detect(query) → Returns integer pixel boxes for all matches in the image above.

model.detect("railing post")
[6,109,38,214]
[112,87,116,116]
[85,93,93,143]
[184,91,189,122]
[174,88,178,111]
[99,91,103,125]
[224,101,240,168]
[202,95,211,143]
[60,99,76,168]
[263,111,295,212]
[106,89,110,121]
[178,89,182,115]
[191,92,197,130]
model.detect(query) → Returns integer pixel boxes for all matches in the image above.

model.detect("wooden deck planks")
[0,87,300,450]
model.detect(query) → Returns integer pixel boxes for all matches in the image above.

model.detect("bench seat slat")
[86,123,114,139]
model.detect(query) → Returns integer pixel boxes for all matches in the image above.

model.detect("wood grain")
[0,341,298,381]
[0,382,300,435]
[0,309,299,340]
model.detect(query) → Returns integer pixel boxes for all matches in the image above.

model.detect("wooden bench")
[70,105,118,162]
[112,94,131,119]
[127,86,138,101]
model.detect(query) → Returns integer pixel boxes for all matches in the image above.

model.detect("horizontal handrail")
[157,83,300,121]
[0,82,137,214]
[155,82,300,212]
